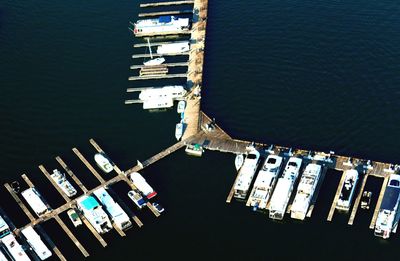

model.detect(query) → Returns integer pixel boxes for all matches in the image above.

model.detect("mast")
[147,38,153,59]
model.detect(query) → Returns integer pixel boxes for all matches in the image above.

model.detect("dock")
[35,225,67,261]
[130,62,188,69]
[348,174,369,225]
[132,52,189,59]
[140,1,194,8]
[306,166,328,218]
[4,182,36,222]
[72,147,106,183]
[138,10,193,18]
[326,171,347,221]
[56,156,89,193]
[369,176,389,229]
[128,73,188,81]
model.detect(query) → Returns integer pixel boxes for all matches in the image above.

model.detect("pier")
[134,40,189,48]
[138,10,193,18]
[369,176,389,229]
[348,174,369,225]
[130,62,188,69]
[131,52,189,59]
[140,1,194,8]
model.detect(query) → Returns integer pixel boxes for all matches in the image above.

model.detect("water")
[1,0,400,260]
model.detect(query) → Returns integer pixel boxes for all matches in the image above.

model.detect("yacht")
[76,195,113,234]
[128,190,147,209]
[21,188,49,216]
[50,169,77,197]
[1,234,31,261]
[67,209,82,227]
[290,163,322,220]
[94,153,113,173]
[93,188,132,231]
[129,172,157,199]
[336,169,359,211]
[269,157,303,220]
[143,98,174,110]
[177,100,186,114]
[175,121,184,140]
[157,42,190,54]
[21,226,52,260]
[374,174,400,239]
[139,85,186,101]
[133,16,190,36]
[247,155,283,210]
[233,148,261,199]
[0,250,7,261]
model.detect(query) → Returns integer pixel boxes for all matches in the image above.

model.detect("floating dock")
[140,1,194,8]
[138,10,193,18]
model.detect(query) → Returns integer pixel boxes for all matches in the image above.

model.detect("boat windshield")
[389,180,400,187]
[267,158,277,164]
[247,154,257,160]
[288,162,297,167]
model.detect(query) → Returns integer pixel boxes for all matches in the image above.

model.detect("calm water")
[1,0,400,260]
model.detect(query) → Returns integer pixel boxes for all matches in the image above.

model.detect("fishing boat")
[67,209,82,227]
[94,153,113,173]
[143,38,165,66]
[336,169,359,211]
[233,148,261,199]
[132,16,190,36]
[128,190,147,209]
[374,174,400,239]
[185,143,204,157]
[177,100,186,113]
[235,154,244,171]
[50,169,77,197]
[175,121,184,140]
[157,41,190,54]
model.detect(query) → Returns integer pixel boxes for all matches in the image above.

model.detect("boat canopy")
[159,16,172,23]
[81,196,99,210]
[381,186,400,211]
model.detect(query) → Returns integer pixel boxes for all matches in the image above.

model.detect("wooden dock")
[35,224,67,261]
[369,176,389,229]
[132,52,189,59]
[79,213,107,247]
[4,182,36,222]
[56,156,89,193]
[348,174,369,225]
[134,40,189,48]
[140,1,194,8]
[130,62,188,69]
[39,165,71,202]
[306,166,328,218]
[327,171,348,221]
[128,73,188,81]
[138,10,193,18]
[73,147,106,183]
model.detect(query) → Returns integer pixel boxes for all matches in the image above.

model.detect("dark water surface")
[1,0,400,260]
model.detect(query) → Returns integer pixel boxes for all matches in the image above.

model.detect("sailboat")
[143,38,165,66]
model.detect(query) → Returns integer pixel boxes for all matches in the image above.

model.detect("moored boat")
[177,100,186,113]
[374,174,400,239]
[290,163,322,220]
[185,143,204,157]
[361,191,372,210]
[67,209,82,227]
[152,202,164,214]
[233,148,261,199]
[50,169,77,197]
[94,153,113,173]
[21,226,52,260]
[129,172,157,199]
[133,16,190,36]
[143,98,174,110]
[336,169,359,211]
[157,42,190,54]
[128,190,147,209]
[234,154,244,171]
[175,122,184,140]
[143,57,165,66]
[247,155,283,210]
[21,188,49,216]
[139,85,187,101]
[269,157,303,220]
[76,195,113,234]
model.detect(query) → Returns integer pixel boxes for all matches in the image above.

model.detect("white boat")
[374,174,400,239]
[143,57,165,66]
[133,16,190,36]
[21,226,52,260]
[127,190,147,209]
[1,234,31,261]
[67,209,82,227]
[50,169,77,197]
[233,148,261,199]
[139,85,187,101]
[185,143,204,157]
[235,154,244,171]
[247,155,283,210]
[143,38,165,66]
[269,157,303,220]
[76,195,112,234]
[0,215,11,239]
[143,98,174,110]
[152,202,164,214]
[129,172,157,199]
[336,169,359,211]
[157,42,190,54]
[94,153,113,173]
[175,122,184,140]
[21,188,49,216]
[93,188,132,231]
[290,163,322,220]
[0,250,7,261]
[177,100,186,113]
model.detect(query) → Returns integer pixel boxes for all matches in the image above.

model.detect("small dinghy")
[177,100,186,113]
[235,154,244,171]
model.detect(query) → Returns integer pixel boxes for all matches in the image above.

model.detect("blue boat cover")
[81,196,99,210]
[159,16,172,23]
[381,186,400,211]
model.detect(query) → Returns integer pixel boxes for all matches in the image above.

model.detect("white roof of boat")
[93,188,130,223]
[234,150,260,191]
[130,172,154,195]
[21,226,52,260]
[269,178,292,212]
[2,234,31,261]
[291,193,309,213]
[21,188,48,214]
[282,157,302,179]
[0,215,9,233]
